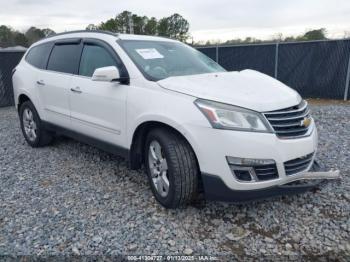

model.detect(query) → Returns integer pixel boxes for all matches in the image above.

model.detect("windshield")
[119,40,226,81]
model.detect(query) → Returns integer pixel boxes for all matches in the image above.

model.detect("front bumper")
[184,120,319,191]
[202,162,340,202]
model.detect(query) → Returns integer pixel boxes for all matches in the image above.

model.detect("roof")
[35,30,176,46]
[117,33,175,42]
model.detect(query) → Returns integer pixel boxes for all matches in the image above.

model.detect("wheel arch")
[128,120,200,173]
[17,93,32,112]
[16,92,44,120]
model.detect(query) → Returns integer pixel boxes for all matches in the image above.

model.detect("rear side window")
[25,43,52,69]
[79,44,118,77]
[47,44,81,74]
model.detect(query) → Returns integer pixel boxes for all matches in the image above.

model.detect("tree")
[157,17,170,37]
[272,33,283,42]
[23,27,55,45]
[132,15,147,34]
[13,32,28,47]
[42,28,56,37]
[166,13,189,42]
[98,12,150,34]
[243,37,252,43]
[0,25,13,47]
[98,18,118,32]
[144,17,157,35]
[115,11,133,33]
[86,24,98,30]
[25,27,45,45]
[300,28,327,41]
[95,11,190,41]
[284,36,296,42]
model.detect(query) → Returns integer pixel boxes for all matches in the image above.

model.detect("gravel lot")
[0,103,349,260]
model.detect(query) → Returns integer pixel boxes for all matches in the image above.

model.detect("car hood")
[157,70,301,112]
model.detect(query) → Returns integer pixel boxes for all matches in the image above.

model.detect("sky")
[1,0,350,42]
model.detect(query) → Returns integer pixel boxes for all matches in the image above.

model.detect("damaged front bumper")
[202,161,341,202]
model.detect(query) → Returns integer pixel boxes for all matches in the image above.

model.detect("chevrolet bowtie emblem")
[301,117,311,127]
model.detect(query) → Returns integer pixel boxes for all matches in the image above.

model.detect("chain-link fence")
[197,39,350,100]
[0,51,25,107]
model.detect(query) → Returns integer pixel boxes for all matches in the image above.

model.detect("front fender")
[128,113,200,153]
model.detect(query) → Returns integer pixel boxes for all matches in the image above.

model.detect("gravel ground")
[0,104,349,260]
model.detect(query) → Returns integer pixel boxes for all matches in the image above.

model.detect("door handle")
[70,87,82,94]
[36,80,45,86]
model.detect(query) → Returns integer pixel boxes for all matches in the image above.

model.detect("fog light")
[226,156,275,166]
[227,156,277,183]
[233,169,252,181]
[228,165,257,182]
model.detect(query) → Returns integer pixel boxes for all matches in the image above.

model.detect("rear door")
[37,39,82,128]
[20,42,53,113]
[69,39,128,147]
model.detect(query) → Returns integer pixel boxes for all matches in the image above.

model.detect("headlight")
[194,99,272,133]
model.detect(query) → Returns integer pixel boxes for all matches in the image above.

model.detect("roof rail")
[44,30,119,40]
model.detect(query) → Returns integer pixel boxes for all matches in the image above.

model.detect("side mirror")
[92,66,129,84]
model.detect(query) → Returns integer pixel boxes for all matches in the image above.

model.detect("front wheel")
[145,128,199,208]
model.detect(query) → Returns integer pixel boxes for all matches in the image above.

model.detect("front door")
[69,41,128,147]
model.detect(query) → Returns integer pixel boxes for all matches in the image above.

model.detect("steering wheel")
[150,66,169,78]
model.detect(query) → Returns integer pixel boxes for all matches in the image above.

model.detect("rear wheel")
[19,101,53,147]
[145,128,199,208]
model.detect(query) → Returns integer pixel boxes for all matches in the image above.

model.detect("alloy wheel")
[148,140,169,197]
[22,108,37,142]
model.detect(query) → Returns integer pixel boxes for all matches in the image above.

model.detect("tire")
[144,128,199,208]
[19,101,53,147]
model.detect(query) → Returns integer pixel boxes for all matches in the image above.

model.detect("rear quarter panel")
[13,61,47,118]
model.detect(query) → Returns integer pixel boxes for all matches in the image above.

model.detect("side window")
[47,44,81,74]
[79,44,118,77]
[25,43,52,69]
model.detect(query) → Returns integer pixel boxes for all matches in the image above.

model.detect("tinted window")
[79,44,118,77]
[25,43,52,69]
[47,44,81,74]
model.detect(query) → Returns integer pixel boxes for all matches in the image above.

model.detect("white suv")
[12,31,338,208]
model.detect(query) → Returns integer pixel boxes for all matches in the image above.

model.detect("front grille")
[284,153,314,176]
[263,100,311,138]
[254,164,278,181]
